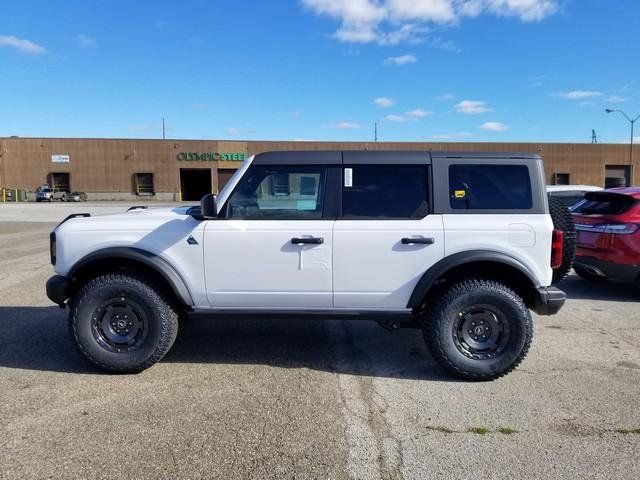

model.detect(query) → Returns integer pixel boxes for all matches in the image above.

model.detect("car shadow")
[0,306,453,381]
[558,273,639,302]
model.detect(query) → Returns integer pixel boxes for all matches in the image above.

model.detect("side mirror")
[200,194,218,219]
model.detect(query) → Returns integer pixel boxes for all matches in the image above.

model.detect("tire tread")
[69,272,179,373]
[422,278,533,381]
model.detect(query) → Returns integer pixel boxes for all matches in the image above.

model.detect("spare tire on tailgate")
[548,196,576,284]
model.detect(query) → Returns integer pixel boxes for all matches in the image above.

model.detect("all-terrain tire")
[548,196,576,284]
[422,279,533,381]
[573,264,607,282]
[69,273,179,373]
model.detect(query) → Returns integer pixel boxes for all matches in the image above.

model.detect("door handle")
[291,237,324,245]
[401,237,435,245]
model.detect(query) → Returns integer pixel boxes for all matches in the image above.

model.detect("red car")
[571,187,640,284]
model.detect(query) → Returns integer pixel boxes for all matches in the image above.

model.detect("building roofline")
[0,136,632,147]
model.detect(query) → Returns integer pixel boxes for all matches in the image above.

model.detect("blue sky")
[1,0,638,143]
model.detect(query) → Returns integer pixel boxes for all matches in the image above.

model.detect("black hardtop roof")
[252,150,540,165]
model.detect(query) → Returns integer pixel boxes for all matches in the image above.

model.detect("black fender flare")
[68,247,194,306]
[407,250,539,309]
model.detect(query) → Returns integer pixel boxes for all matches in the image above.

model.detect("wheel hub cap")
[92,298,148,352]
[453,305,511,359]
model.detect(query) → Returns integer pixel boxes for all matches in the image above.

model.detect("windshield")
[41,188,52,193]
[215,155,254,212]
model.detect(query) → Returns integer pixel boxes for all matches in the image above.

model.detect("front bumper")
[46,275,71,307]
[531,286,566,316]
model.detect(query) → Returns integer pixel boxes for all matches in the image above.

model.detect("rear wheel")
[69,273,179,373]
[422,279,532,381]
[574,265,607,282]
[548,196,576,284]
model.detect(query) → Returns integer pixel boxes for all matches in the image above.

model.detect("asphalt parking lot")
[1,203,639,479]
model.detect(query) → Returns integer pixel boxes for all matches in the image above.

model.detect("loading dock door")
[180,168,212,201]
[49,172,70,192]
[605,165,631,188]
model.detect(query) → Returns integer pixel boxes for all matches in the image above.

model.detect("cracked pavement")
[1,203,639,479]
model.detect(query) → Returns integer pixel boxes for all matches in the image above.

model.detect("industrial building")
[0,137,636,201]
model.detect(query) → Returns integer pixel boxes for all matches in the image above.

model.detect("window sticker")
[344,168,353,188]
[454,190,466,199]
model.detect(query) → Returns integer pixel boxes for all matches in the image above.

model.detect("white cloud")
[386,114,408,122]
[494,0,558,22]
[0,34,46,54]
[326,121,362,130]
[605,95,627,104]
[387,0,457,23]
[427,36,461,52]
[290,110,303,118]
[436,92,456,100]
[193,103,209,111]
[529,74,546,87]
[558,90,603,100]
[384,54,417,65]
[374,97,396,107]
[455,100,492,114]
[74,33,96,48]
[301,0,559,45]
[225,127,241,136]
[429,131,472,139]
[480,121,510,131]
[406,108,433,118]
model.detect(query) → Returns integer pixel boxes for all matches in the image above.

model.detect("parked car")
[547,185,603,208]
[36,187,68,202]
[68,191,88,202]
[47,151,567,380]
[572,187,640,284]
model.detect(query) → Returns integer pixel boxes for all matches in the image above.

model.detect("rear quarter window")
[449,164,532,210]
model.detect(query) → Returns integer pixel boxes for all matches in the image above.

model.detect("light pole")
[605,108,640,166]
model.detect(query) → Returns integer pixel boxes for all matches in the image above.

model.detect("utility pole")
[606,109,640,166]
[162,118,166,140]
[591,129,598,144]
[374,122,378,142]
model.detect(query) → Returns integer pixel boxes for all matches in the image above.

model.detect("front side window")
[449,164,532,210]
[226,165,326,219]
[342,165,429,219]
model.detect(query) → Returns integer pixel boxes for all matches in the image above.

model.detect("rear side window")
[449,164,532,210]
[342,165,429,219]
[572,192,635,215]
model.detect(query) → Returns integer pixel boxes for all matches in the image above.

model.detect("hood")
[55,205,199,234]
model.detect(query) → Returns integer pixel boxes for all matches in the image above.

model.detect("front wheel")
[422,279,533,381]
[69,273,179,373]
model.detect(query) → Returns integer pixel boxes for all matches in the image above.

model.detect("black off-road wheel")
[548,196,576,284]
[69,273,179,373]
[422,279,533,381]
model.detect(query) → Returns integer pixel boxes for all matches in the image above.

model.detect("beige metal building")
[0,137,636,201]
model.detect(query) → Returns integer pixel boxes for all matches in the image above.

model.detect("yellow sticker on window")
[454,190,466,199]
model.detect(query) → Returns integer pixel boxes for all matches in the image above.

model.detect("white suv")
[47,151,566,380]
